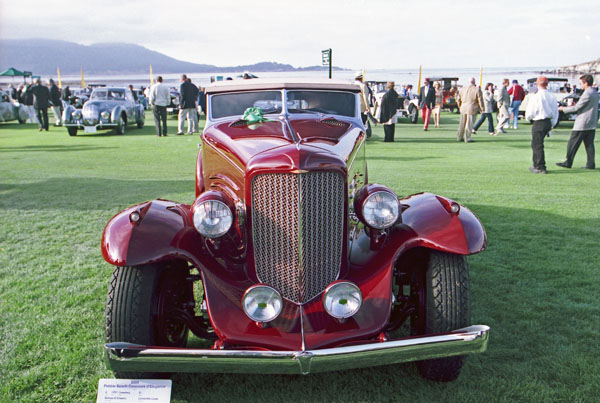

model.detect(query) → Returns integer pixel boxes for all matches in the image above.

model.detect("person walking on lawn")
[30,78,50,131]
[149,76,170,137]
[556,74,598,170]
[418,78,436,131]
[456,77,484,142]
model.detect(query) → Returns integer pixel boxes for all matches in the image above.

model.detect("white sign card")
[97,379,172,403]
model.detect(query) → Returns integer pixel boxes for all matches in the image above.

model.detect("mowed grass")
[1,111,599,402]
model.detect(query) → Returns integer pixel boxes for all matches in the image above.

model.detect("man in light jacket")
[456,77,484,142]
[556,74,598,169]
[149,76,170,137]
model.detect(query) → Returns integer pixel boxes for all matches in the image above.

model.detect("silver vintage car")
[0,90,28,124]
[62,87,145,136]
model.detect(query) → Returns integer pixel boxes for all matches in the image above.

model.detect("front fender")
[62,105,76,124]
[399,192,486,255]
[101,199,203,267]
[111,106,125,123]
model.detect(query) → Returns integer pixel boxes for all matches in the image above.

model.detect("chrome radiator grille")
[251,172,345,303]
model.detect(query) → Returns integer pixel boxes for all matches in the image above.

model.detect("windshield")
[211,91,282,119]
[286,90,356,117]
[91,89,125,100]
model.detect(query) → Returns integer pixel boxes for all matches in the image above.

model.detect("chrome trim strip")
[105,325,489,375]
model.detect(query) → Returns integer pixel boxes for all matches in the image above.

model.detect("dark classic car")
[62,87,144,136]
[427,77,459,112]
[102,79,489,381]
[0,90,28,123]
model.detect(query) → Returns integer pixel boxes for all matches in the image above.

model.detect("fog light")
[323,282,362,319]
[242,285,282,323]
[72,110,82,119]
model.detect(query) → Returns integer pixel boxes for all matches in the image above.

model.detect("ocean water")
[5,66,583,90]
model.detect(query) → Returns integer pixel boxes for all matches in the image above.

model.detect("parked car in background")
[68,88,90,109]
[0,90,27,123]
[62,87,144,136]
[367,81,419,123]
[428,77,459,113]
[102,79,490,382]
[167,87,180,114]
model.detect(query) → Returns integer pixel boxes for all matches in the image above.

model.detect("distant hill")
[0,39,346,75]
[545,58,600,74]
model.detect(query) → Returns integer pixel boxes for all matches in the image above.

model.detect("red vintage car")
[102,79,489,381]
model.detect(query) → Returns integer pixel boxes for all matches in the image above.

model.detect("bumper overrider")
[105,325,489,375]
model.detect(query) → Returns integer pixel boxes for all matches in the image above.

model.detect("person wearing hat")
[508,79,525,129]
[524,76,559,174]
[418,78,436,131]
[556,74,598,169]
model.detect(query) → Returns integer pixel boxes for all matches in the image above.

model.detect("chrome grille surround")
[251,172,345,303]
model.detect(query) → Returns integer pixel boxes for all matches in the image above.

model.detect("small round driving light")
[242,285,283,323]
[129,211,140,223]
[450,202,460,214]
[100,111,110,120]
[323,282,362,319]
[362,191,399,229]
[193,200,233,238]
[72,110,82,119]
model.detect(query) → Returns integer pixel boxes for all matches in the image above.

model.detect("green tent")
[0,67,31,83]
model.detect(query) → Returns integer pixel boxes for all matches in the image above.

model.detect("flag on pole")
[80,67,86,88]
[150,65,154,86]
[362,67,366,81]
[57,67,62,88]
[479,67,483,87]
[417,65,422,91]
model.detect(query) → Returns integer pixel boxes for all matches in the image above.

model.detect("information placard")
[97,379,172,403]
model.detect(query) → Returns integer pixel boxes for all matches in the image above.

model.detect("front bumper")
[105,325,489,375]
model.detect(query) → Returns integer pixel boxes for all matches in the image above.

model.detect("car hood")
[83,100,124,113]
[203,116,363,169]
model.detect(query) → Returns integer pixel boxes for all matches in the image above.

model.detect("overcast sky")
[1,0,598,70]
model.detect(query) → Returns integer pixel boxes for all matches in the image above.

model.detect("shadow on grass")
[0,177,195,210]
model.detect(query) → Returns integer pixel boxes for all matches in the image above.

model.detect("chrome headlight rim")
[72,110,82,119]
[323,281,362,319]
[354,185,400,230]
[100,111,110,121]
[192,198,233,238]
[242,284,283,323]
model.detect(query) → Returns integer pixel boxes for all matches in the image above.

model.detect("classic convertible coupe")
[62,87,144,136]
[102,79,489,381]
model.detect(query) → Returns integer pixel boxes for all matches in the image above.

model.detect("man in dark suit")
[556,74,598,169]
[418,78,436,131]
[177,74,199,134]
[30,78,50,131]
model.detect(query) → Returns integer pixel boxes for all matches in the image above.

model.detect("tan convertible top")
[205,78,361,94]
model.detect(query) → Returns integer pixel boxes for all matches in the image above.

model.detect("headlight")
[193,199,233,238]
[362,191,399,229]
[323,282,362,319]
[100,111,110,120]
[242,285,282,323]
[72,110,82,119]
[172,97,179,105]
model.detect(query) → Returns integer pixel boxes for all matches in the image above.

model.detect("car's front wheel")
[67,127,78,136]
[411,250,471,382]
[105,262,192,378]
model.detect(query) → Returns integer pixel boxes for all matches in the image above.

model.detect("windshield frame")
[208,89,359,122]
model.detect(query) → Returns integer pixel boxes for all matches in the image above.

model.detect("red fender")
[101,199,202,267]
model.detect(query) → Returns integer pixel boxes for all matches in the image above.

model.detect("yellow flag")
[80,67,86,88]
[479,67,483,87]
[417,65,422,91]
[362,67,366,82]
[150,65,154,86]
[57,67,62,88]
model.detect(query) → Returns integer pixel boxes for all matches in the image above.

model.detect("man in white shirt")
[525,76,559,174]
[149,76,170,137]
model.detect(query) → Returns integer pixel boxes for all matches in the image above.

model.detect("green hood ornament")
[242,107,266,125]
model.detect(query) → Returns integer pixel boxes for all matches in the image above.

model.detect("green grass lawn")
[1,111,599,402]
